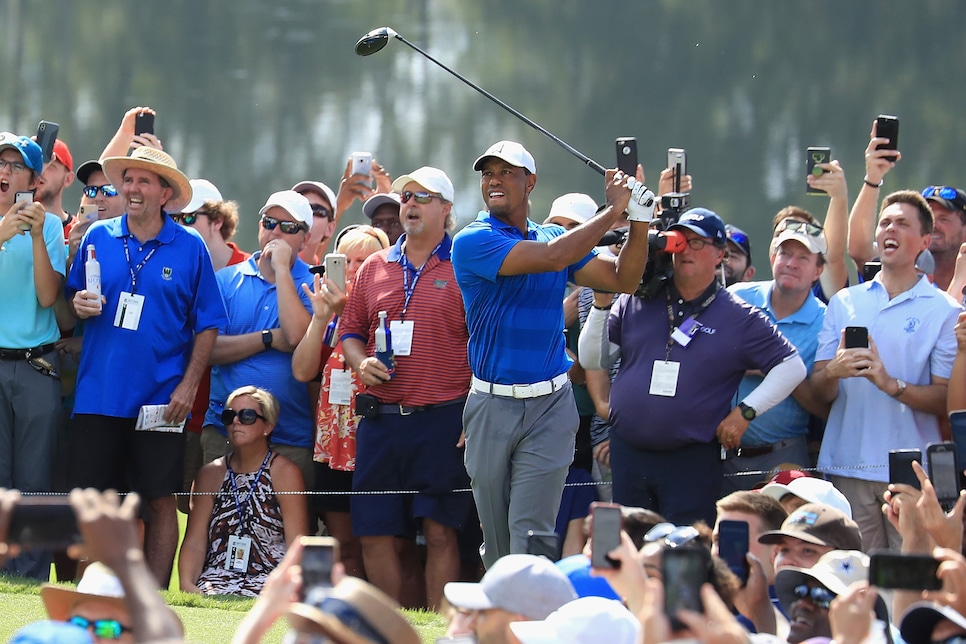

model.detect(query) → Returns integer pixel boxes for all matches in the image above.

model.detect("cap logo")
[789,510,818,526]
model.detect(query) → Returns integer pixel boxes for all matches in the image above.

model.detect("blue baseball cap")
[555,555,620,600]
[8,621,93,644]
[670,208,727,246]
[725,224,752,262]
[0,132,44,174]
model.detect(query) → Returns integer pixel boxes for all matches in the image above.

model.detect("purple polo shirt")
[607,285,795,450]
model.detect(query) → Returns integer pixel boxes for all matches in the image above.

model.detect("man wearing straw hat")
[65,146,227,588]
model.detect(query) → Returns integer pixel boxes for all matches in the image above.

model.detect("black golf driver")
[354,26,606,176]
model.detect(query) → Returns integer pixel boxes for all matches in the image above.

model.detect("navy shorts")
[554,466,597,536]
[351,402,473,537]
[68,414,186,499]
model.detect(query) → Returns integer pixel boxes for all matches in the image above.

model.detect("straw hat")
[101,147,192,214]
[287,577,419,644]
[41,562,127,622]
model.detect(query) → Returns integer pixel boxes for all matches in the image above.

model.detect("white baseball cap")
[391,166,455,203]
[544,193,597,226]
[291,180,337,210]
[473,140,537,173]
[179,179,224,214]
[510,597,641,644]
[761,476,852,518]
[258,190,313,230]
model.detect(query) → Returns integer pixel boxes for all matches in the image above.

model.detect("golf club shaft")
[392,33,606,176]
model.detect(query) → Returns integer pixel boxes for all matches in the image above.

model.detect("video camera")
[635,191,690,299]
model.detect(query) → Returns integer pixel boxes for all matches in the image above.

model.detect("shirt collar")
[387,232,452,262]
[113,212,178,243]
[765,281,823,323]
[476,211,540,239]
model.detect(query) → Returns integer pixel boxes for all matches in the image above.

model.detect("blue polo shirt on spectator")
[729,280,826,445]
[452,212,595,383]
[204,253,315,448]
[66,214,226,418]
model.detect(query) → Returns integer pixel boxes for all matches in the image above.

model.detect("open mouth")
[0,180,8,193]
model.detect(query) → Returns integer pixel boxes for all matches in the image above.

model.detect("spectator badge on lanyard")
[226,534,252,572]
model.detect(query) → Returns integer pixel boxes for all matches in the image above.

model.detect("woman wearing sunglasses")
[179,386,308,597]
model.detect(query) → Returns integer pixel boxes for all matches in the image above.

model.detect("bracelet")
[592,304,613,311]
[863,177,883,189]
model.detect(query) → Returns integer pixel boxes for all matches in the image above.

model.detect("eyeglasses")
[684,238,718,251]
[0,159,27,174]
[644,522,701,548]
[923,186,966,210]
[69,616,132,640]
[400,190,445,205]
[311,203,333,220]
[221,408,266,426]
[261,215,306,235]
[83,184,119,199]
[791,584,835,609]
[776,219,823,237]
[174,210,208,226]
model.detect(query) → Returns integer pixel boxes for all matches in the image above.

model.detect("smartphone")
[36,120,59,164]
[299,536,339,601]
[862,261,882,282]
[590,502,622,569]
[889,448,922,490]
[351,152,373,178]
[135,112,155,136]
[927,442,960,512]
[324,253,347,292]
[875,115,899,163]
[79,204,99,224]
[667,147,687,193]
[806,147,831,195]
[844,326,869,349]
[869,551,940,591]
[717,520,749,586]
[615,137,638,176]
[526,530,561,562]
[663,546,709,631]
[15,191,34,231]
[7,497,81,551]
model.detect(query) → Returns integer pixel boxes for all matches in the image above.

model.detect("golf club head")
[354,27,398,56]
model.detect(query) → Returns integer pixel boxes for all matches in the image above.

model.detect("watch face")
[740,404,755,420]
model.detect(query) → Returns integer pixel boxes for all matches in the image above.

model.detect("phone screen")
[869,552,940,590]
[8,499,80,551]
[717,520,749,585]
[300,538,338,600]
[663,547,707,630]
[590,503,622,569]
[928,444,959,507]
[889,449,922,489]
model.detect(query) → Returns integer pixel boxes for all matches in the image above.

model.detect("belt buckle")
[511,384,533,399]
[23,348,33,360]
[399,405,413,416]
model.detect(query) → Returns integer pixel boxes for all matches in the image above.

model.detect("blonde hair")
[225,385,280,427]
[336,225,389,255]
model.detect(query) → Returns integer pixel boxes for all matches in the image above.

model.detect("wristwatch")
[738,402,757,421]
[891,378,907,399]
[261,329,273,350]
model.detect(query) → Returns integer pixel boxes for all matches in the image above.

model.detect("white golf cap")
[391,166,455,203]
[178,179,224,214]
[258,190,313,230]
[544,193,597,226]
[510,597,641,644]
[761,476,853,518]
[291,180,337,210]
[474,140,537,174]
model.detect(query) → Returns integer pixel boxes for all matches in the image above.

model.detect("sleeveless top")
[196,451,287,597]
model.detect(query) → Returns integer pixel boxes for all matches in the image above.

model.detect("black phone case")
[889,449,922,490]
[875,116,899,163]
[355,393,379,418]
[615,137,637,176]
[844,326,869,349]
[806,147,831,195]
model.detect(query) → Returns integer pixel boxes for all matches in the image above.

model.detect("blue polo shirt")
[0,211,65,348]
[204,253,315,448]
[729,280,826,446]
[452,212,595,384]
[66,214,227,418]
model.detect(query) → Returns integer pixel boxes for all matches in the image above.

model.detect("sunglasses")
[727,230,749,247]
[922,186,966,210]
[174,210,208,226]
[644,522,701,548]
[311,203,333,220]
[221,408,266,426]
[261,215,306,235]
[400,190,445,205]
[69,616,132,640]
[791,584,835,609]
[83,184,119,198]
[777,219,824,237]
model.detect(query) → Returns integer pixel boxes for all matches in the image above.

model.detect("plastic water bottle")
[374,310,395,377]
[85,245,101,312]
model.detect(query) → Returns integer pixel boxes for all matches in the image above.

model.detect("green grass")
[0,512,447,642]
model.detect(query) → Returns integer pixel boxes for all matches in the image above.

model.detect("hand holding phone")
[869,551,940,590]
[324,253,347,293]
[889,449,922,490]
[667,148,686,193]
[806,147,831,195]
[590,502,622,569]
[36,120,60,164]
[351,152,373,180]
[927,442,961,512]
[663,546,709,631]
[875,115,899,163]
[15,191,34,231]
[135,112,155,136]
[8,497,81,551]
[299,536,339,601]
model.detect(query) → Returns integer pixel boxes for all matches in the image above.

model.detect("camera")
[634,191,691,299]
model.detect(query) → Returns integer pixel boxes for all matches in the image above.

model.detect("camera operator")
[579,208,805,526]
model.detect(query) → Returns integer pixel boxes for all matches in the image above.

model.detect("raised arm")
[848,120,900,268]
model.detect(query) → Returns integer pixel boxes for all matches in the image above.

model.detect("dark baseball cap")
[757,502,862,550]
[669,208,727,245]
[922,186,966,214]
[725,224,752,263]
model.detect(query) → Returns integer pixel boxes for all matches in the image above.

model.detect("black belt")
[375,397,466,416]
[0,343,56,361]
[727,436,805,459]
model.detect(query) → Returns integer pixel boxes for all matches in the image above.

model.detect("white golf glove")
[624,177,656,223]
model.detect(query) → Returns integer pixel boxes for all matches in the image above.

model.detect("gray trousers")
[463,384,577,569]
[0,357,61,579]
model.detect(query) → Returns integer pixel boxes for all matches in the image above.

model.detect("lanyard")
[226,450,272,536]
[121,236,159,294]
[399,242,441,318]
[664,286,718,361]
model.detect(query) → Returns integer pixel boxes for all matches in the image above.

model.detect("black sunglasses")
[791,584,835,609]
[261,215,306,235]
[174,210,208,226]
[311,203,333,220]
[83,184,119,198]
[221,408,266,426]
